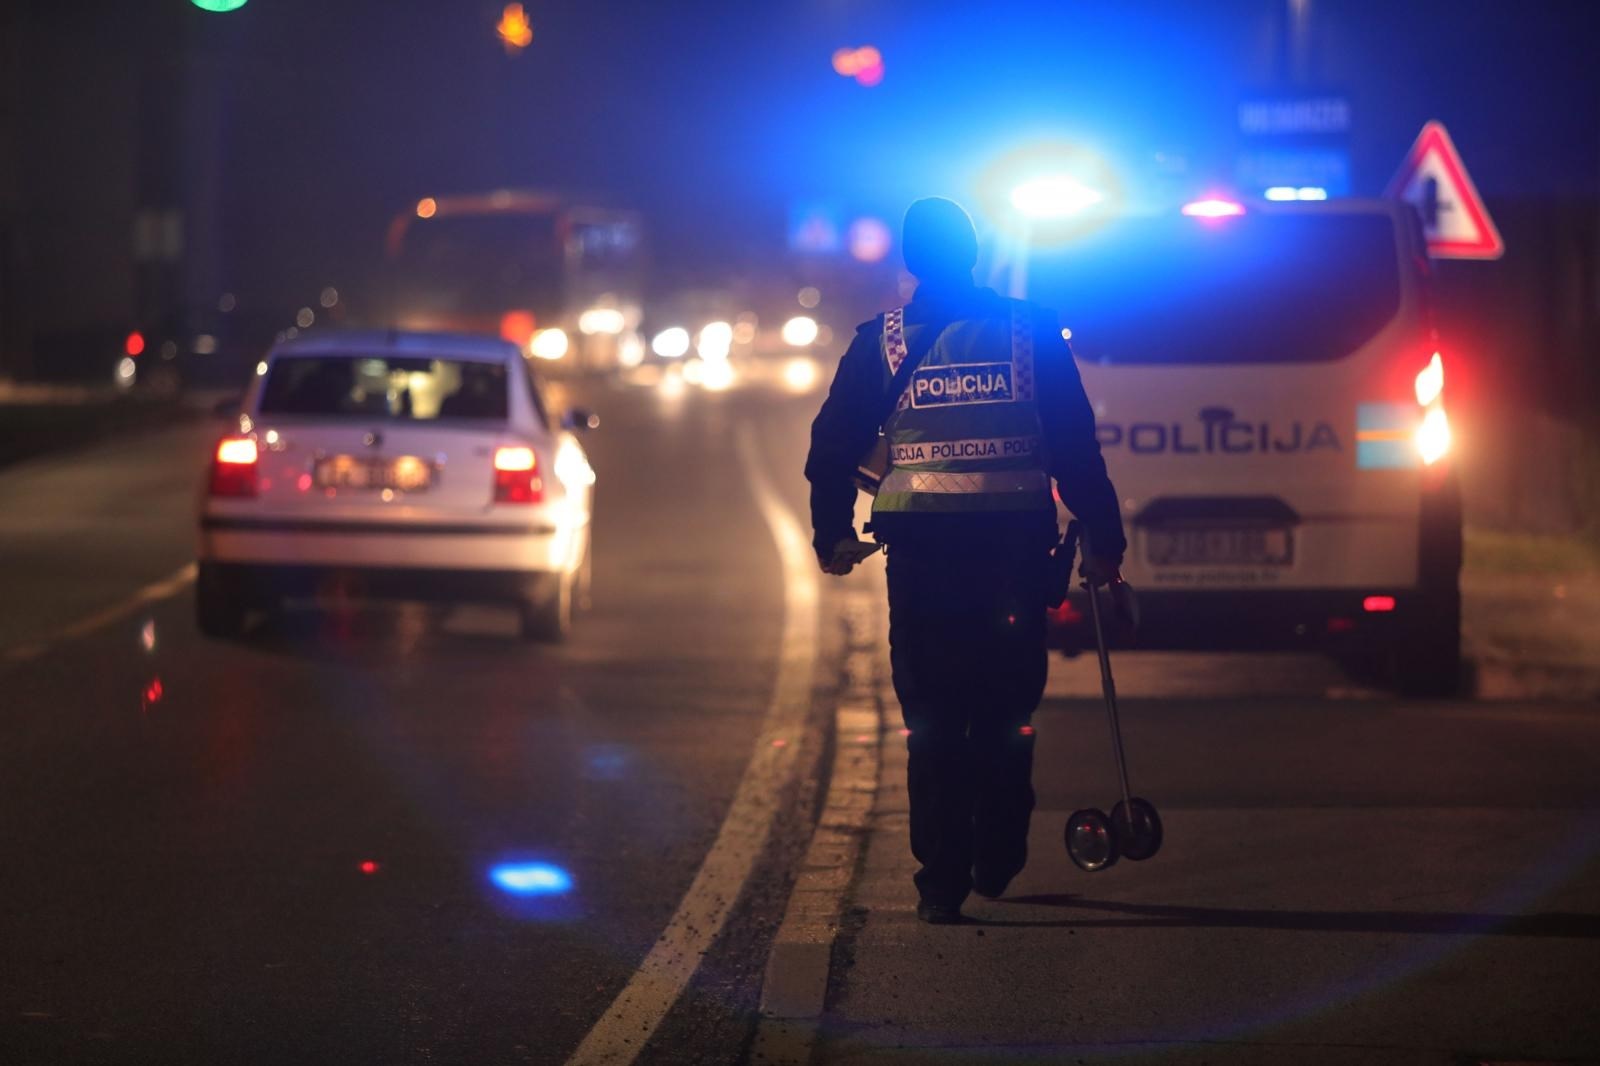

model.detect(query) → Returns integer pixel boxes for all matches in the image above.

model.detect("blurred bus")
[380,191,644,372]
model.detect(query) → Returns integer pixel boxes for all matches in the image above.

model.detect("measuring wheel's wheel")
[1111,797,1164,861]
[1064,808,1119,872]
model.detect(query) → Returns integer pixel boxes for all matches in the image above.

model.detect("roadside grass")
[1464,526,1600,577]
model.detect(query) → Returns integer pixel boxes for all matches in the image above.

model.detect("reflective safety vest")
[872,300,1053,516]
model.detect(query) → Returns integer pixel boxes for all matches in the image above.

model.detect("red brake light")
[493,445,542,503]
[1363,595,1397,613]
[499,311,537,349]
[125,331,145,357]
[209,437,258,497]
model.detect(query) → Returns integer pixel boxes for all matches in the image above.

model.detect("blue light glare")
[1264,186,1329,202]
[490,862,574,896]
[1010,176,1105,219]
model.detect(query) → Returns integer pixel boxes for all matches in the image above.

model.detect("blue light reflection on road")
[490,862,574,897]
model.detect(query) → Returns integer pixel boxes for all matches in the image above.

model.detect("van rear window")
[259,355,508,420]
[1027,214,1405,365]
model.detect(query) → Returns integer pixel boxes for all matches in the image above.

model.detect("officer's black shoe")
[916,901,964,925]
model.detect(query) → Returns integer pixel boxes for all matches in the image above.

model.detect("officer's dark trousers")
[885,533,1050,908]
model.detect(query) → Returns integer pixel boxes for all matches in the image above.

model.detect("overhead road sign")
[1384,121,1503,260]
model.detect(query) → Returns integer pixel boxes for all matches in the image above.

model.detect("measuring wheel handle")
[1064,807,1121,872]
[1110,797,1163,862]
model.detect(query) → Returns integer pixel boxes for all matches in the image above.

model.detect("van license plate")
[1147,527,1292,567]
[313,455,433,492]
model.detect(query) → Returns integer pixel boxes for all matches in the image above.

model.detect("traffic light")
[190,0,248,10]
[497,4,533,53]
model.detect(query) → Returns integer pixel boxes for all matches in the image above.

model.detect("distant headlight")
[697,320,733,362]
[782,356,820,393]
[781,316,819,347]
[530,328,570,361]
[578,308,626,335]
[652,327,690,359]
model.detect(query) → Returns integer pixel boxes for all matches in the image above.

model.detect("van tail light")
[1413,351,1451,465]
[1414,352,1443,406]
[209,437,259,497]
[493,445,543,503]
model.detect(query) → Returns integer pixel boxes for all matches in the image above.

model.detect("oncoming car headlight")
[529,328,569,361]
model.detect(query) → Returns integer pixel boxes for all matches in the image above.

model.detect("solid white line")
[564,422,820,1066]
[1,562,198,664]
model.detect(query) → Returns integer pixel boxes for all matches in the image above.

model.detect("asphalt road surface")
[0,378,837,1065]
[3,375,1597,1066]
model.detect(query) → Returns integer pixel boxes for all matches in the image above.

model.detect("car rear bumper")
[200,561,558,605]
[199,514,581,573]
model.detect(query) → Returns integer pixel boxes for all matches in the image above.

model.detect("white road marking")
[564,422,820,1065]
[1,562,197,665]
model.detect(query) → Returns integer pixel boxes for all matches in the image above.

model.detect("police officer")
[804,197,1126,924]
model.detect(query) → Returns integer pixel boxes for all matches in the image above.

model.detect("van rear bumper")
[1051,586,1455,653]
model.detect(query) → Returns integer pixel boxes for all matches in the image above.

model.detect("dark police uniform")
[805,279,1126,909]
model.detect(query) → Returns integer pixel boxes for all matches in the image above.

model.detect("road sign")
[1384,121,1503,260]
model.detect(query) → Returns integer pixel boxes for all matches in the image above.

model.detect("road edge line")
[751,583,887,1064]
[1,561,197,665]
[564,422,821,1066]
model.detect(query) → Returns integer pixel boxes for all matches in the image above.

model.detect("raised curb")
[753,591,888,1060]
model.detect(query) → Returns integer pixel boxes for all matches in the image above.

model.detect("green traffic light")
[191,0,248,11]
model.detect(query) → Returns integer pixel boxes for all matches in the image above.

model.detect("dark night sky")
[16,0,1600,310]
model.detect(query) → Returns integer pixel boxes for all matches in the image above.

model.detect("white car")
[1026,198,1462,695]
[197,330,596,641]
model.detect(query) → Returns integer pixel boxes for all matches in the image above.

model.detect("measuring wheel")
[1110,797,1163,861]
[1065,807,1120,872]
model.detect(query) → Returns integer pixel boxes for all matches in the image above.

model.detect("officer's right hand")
[1079,553,1123,587]
[819,536,881,576]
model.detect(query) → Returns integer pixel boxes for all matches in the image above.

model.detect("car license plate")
[1146,526,1293,566]
[313,455,433,492]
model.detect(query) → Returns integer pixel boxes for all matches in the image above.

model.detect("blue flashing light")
[490,862,574,896]
[1010,176,1105,219]
[1264,186,1328,202]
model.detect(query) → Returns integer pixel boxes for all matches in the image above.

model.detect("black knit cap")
[901,197,978,281]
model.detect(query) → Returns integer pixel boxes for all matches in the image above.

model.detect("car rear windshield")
[258,355,509,420]
[1026,213,1405,365]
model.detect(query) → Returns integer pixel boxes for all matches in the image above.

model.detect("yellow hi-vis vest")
[872,300,1053,516]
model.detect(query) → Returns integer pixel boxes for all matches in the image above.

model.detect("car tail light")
[1363,595,1397,613]
[209,436,258,497]
[493,445,542,503]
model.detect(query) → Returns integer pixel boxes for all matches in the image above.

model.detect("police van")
[1024,198,1462,695]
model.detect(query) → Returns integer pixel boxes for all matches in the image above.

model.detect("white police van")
[1026,198,1461,695]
